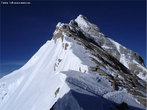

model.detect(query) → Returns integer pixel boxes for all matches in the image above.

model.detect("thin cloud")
[0,61,26,66]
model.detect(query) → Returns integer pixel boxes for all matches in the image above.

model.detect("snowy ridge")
[0,34,98,110]
[0,39,70,110]
[0,15,146,110]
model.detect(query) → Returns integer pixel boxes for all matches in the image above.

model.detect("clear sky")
[0,1,146,76]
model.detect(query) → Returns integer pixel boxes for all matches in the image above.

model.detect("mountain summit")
[0,15,146,110]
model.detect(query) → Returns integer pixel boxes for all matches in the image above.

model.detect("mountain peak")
[74,14,100,36]
[0,15,146,110]
[75,14,91,28]
[77,14,88,20]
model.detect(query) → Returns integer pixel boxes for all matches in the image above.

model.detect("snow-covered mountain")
[0,15,146,110]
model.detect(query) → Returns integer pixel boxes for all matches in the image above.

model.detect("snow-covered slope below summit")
[0,35,111,110]
[0,39,70,110]
[0,33,145,110]
[0,15,146,110]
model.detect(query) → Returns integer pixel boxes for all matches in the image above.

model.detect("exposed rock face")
[53,14,147,82]
[75,15,146,78]
[53,15,147,107]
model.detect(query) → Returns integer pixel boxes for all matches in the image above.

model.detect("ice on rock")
[75,14,89,28]
[75,14,100,35]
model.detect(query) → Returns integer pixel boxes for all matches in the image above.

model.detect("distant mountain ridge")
[0,15,146,110]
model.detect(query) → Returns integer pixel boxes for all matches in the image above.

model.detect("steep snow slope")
[0,15,146,110]
[0,39,70,110]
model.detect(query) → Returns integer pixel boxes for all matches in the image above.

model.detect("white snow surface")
[0,39,70,110]
[0,28,145,110]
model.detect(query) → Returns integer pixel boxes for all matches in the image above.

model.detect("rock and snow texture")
[0,15,146,110]
[75,15,147,82]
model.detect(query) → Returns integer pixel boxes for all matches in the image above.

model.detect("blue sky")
[0,1,146,76]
